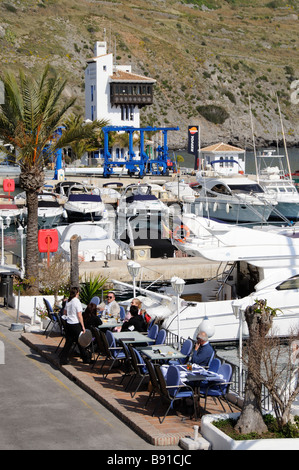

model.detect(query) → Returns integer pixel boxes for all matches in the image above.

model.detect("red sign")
[38,229,59,253]
[3,179,15,194]
[38,229,59,266]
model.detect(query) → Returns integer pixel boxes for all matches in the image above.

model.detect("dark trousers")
[60,322,89,364]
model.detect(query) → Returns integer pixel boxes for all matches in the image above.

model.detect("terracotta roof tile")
[201,142,245,152]
[110,70,156,83]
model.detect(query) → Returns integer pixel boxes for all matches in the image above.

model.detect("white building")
[200,142,246,175]
[85,41,156,128]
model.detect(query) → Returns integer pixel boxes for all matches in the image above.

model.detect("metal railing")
[164,329,273,412]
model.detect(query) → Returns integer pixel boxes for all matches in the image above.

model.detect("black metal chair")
[98,330,126,379]
[144,357,161,408]
[119,339,135,387]
[90,326,105,370]
[43,298,61,338]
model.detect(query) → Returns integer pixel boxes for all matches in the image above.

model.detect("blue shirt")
[191,342,214,366]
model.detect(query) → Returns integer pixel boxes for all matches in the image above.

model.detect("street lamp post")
[171,276,185,346]
[232,299,245,393]
[127,261,141,298]
[0,216,11,265]
[17,225,25,277]
[0,217,4,265]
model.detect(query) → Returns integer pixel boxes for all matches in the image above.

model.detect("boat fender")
[213,202,218,212]
[173,224,190,243]
[226,203,230,214]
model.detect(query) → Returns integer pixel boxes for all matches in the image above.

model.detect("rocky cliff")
[0,0,299,149]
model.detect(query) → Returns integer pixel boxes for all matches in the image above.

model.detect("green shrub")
[79,274,108,305]
[196,104,229,124]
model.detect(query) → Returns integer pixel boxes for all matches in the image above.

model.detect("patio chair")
[98,330,126,378]
[199,362,234,414]
[90,326,106,369]
[209,357,221,374]
[126,344,149,397]
[153,364,197,423]
[119,306,126,321]
[119,340,135,386]
[207,351,215,368]
[147,323,158,340]
[155,328,166,345]
[43,298,61,338]
[169,338,193,366]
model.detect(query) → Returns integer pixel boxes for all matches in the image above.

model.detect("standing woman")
[59,286,90,365]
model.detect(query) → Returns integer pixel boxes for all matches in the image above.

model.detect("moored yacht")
[191,172,277,224]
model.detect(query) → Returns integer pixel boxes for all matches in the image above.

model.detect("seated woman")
[83,298,102,330]
[121,305,147,333]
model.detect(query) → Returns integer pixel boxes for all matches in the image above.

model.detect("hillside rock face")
[0,0,299,150]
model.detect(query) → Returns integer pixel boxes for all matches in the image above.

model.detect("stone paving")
[21,330,239,447]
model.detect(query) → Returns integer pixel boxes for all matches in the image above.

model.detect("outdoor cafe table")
[161,364,225,415]
[113,331,155,345]
[139,344,186,362]
[161,364,224,391]
[98,318,123,329]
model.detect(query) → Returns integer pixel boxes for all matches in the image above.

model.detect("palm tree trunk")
[25,190,39,292]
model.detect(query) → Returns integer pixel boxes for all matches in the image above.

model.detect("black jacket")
[121,315,147,333]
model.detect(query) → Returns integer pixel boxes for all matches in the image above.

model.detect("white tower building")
[85,41,156,127]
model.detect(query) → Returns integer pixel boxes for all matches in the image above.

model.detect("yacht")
[0,195,25,225]
[253,150,299,221]
[171,212,230,256]
[190,172,277,224]
[14,192,65,227]
[117,183,170,219]
[55,221,127,262]
[113,223,299,343]
[57,182,105,222]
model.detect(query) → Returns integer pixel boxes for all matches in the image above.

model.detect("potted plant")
[201,299,299,449]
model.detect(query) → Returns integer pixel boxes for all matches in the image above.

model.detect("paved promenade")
[19,327,238,448]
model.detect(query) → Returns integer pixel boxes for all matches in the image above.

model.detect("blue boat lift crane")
[102,125,179,178]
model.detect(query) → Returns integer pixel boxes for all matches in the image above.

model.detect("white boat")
[191,172,277,224]
[171,212,231,256]
[113,224,299,344]
[164,181,196,203]
[37,194,67,228]
[117,183,170,218]
[0,195,24,225]
[58,182,106,222]
[15,192,67,228]
[55,221,128,262]
[253,150,299,221]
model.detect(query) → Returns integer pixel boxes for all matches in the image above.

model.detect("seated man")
[121,305,147,332]
[191,331,214,367]
[99,291,120,318]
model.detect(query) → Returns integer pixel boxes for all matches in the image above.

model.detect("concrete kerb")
[20,332,189,447]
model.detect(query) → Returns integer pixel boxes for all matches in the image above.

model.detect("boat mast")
[249,95,259,183]
[276,94,293,182]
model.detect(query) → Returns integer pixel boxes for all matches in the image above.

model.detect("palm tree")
[62,114,108,163]
[0,65,104,292]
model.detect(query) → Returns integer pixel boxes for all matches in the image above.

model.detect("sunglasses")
[107,295,113,299]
